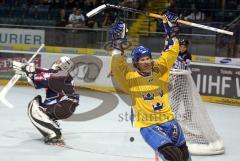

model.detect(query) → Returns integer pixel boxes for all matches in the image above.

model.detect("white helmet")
[51,56,74,72]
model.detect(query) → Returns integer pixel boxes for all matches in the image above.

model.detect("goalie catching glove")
[13,61,36,76]
[13,61,36,86]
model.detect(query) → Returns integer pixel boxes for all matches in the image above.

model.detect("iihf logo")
[153,102,164,111]
[142,93,154,100]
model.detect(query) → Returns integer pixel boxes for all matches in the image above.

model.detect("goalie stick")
[86,4,233,36]
[0,44,45,108]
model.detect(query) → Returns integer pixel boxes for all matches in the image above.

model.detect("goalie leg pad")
[28,96,62,139]
[158,144,183,161]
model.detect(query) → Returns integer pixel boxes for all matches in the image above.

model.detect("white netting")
[169,69,225,155]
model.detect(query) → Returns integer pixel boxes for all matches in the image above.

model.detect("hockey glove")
[108,21,129,51]
[13,61,36,76]
[12,61,36,86]
[162,11,179,38]
[111,21,128,41]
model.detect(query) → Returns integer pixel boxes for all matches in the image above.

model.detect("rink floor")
[0,86,240,161]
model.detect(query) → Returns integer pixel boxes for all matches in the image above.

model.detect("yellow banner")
[192,55,215,64]
[202,96,240,107]
[1,79,239,107]
[0,79,29,86]
[0,44,218,64]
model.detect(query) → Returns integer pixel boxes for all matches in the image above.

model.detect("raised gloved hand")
[110,21,128,41]
[108,21,129,51]
[13,61,36,86]
[22,63,36,74]
[162,11,179,38]
[13,61,36,76]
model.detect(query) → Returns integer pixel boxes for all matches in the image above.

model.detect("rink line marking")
[56,144,156,160]
[64,132,160,160]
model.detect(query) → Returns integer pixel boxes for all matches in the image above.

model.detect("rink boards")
[0,50,240,107]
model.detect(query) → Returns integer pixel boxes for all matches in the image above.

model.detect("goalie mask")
[51,56,74,72]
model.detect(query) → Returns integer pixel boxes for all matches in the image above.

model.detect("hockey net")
[169,69,225,155]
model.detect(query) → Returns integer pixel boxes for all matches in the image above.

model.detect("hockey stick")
[0,44,45,108]
[86,4,233,36]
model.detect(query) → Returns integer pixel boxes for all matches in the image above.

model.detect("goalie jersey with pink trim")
[31,68,75,105]
[111,38,179,128]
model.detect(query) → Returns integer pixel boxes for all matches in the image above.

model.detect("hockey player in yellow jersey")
[110,11,192,161]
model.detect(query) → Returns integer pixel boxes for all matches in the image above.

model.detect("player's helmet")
[131,46,152,62]
[179,39,189,46]
[51,56,74,72]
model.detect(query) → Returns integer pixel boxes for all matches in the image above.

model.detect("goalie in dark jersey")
[13,56,79,145]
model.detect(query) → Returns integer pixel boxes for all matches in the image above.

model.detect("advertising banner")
[191,63,240,106]
[192,55,215,64]
[215,57,240,66]
[0,50,239,106]
[0,52,41,79]
[0,28,45,45]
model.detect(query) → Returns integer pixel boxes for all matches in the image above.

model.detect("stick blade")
[0,75,21,109]
[86,4,107,18]
[0,95,14,108]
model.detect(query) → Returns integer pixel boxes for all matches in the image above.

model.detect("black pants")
[46,100,78,120]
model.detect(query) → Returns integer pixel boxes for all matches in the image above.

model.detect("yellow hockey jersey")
[111,38,179,128]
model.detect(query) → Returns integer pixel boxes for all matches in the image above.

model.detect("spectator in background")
[66,8,85,28]
[174,39,192,70]
[184,9,205,21]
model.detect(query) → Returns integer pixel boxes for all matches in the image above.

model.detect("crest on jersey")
[153,102,164,111]
[142,93,154,100]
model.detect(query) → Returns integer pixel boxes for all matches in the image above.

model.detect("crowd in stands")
[166,0,240,22]
[0,0,239,27]
[0,0,142,28]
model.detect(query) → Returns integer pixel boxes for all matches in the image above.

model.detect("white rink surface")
[0,86,240,161]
